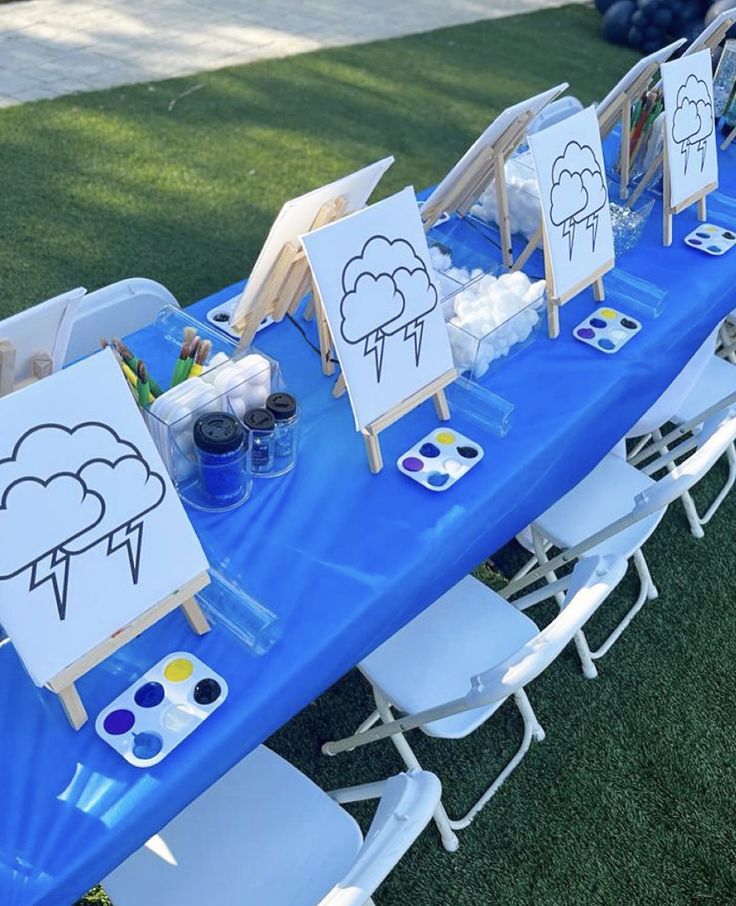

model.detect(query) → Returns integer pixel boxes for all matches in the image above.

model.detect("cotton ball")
[230,397,246,419]
[498,271,530,295]
[201,352,230,383]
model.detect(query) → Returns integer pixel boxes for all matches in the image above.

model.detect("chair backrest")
[64,277,179,364]
[626,323,720,438]
[505,404,736,600]
[471,555,627,707]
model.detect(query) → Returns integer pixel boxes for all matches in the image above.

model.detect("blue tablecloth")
[3,143,736,906]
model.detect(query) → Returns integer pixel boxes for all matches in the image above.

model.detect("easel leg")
[304,298,315,321]
[593,278,605,302]
[181,597,211,635]
[619,102,631,200]
[58,682,88,730]
[332,373,347,398]
[363,430,383,474]
[697,196,707,222]
[433,388,450,421]
[663,208,672,247]
[494,154,513,269]
[547,299,560,339]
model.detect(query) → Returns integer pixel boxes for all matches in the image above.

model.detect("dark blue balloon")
[645,23,665,39]
[653,7,674,27]
[632,9,648,25]
[628,23,646,44]
[641,39,662,51]
[705,0,736,38]
[637,0,660,15]
[602,0,637,43]
[595,0,618,14]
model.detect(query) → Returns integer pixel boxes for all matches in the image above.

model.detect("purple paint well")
[402,456,424,472]
[104,709,135,735]
[576,328,596,340]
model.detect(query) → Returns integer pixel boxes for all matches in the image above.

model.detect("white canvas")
[422,84,568,218]
[230,157,394,332]
[301,187,455,431]
[596,39,685,126]
[0,349,209,686]
[0,287,85,382]
[529,106,615,301]
[661,50,718,210]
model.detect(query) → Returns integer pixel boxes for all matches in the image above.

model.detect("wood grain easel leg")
[332,373,347,398]
[697,196,707,222]
[58,682,88,730]
[363,430,383,474]
[0,340,16,398]
[593,278,605,302]
[433,388,450,421]
[181,597,211,635]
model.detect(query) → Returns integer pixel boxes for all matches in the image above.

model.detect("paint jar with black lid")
[193,412,250,510]
[266,392,299,476]
[244,408,275,476]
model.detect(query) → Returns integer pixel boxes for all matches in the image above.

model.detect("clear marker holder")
[196,566,281,656]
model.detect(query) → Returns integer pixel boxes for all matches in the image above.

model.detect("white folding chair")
[504,407,736,680]
[322,555,627,853]
[629,355,736,537]
[103,745,440,906]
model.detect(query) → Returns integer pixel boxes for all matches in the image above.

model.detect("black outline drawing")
[0,422,166,621]
[672,75,714,175]
[339,235,438,382]
[549,141,607,260]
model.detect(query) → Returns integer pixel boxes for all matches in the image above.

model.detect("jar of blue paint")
[266,392,299,476]
[244,408,275,476]
[193,412,249,510]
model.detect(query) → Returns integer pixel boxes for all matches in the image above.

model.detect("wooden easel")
[48,572,211,729]
[541,234,612,339]
[661,139,716,246]
[0,340,52,397]
[233,196,348,376]
[420,110,537,269]
[361,368,455,473]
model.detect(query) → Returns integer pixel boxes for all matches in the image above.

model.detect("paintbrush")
[189,339,212,378]
[113,337,164,397]
[171,341,192,387]
[136,360,152,408]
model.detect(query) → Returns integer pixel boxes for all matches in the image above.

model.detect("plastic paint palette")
[96,652,228,767]
[397,428,484,492]
[684,223,736,256]
[573,307,641,355]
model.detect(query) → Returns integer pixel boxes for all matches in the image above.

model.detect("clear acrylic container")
[266,392,300,476]
[441,266,547,380]
[467,149,543,243]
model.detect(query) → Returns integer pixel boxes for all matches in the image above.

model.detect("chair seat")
[103,746,363,906]
[533,453,664,559]
[360,575,538,739]
[673,355,736,425]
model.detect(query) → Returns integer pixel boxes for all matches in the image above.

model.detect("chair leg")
[369,686,544,850]
[510,552,539,583]
[373,689,460,853]
[586,548,652,660]
[679,488,705,539]
[698,443,736,527]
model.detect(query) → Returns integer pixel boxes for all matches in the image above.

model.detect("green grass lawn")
[4,7,735,905]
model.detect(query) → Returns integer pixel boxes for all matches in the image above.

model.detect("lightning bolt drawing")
[363,329,386,382]
[30,550,71,621]
[562,219,576,259]
[107,521,144,584]
[585,213,599,253]
[682,142,691,175]
[697,139,707,172]
[403,319,425,366]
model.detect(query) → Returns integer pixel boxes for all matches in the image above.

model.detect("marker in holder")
[244,408,275,476]
[266,392,299,476]
[193,412,250,510]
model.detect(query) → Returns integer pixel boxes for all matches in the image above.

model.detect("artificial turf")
[2,6,734,904]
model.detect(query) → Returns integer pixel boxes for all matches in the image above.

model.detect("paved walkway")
[0,0,584,108]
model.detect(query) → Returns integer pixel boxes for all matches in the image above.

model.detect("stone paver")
[0,0,585,107]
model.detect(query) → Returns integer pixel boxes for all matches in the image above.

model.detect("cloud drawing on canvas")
[549,141,607,260]
[0,422,165,621]
[339,235,438,381]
